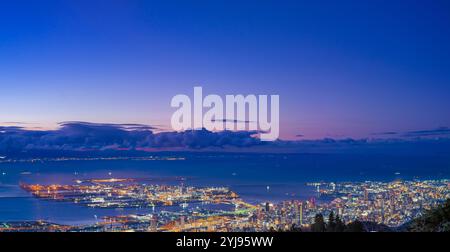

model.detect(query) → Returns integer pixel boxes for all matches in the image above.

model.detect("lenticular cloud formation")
[0,122,262,153]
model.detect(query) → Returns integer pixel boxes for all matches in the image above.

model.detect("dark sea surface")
[0,153,449,225]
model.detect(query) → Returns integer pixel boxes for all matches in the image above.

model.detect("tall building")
[149,215,158,232]
[364,188,369,202]
[265,202,270,212]
[296,202,303,226]
[338,206,343,217]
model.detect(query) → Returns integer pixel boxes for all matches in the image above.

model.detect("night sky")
[1,0,450,140]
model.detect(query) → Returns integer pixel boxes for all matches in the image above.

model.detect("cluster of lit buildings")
[21,178,238,208]
[0,221,72,232]
[305,179,450,227]
[1,179,449,232]
[162,179,450,231]
[232,179,450,231]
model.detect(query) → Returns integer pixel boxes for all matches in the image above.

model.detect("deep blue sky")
[1,0,450,139]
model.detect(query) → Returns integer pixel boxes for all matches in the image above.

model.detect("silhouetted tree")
[289,224,302,232]
[408,199,450,232]
[327,211,336,232]
[335,214,346,232]
[311,213,326,232]
[346,219,365,232]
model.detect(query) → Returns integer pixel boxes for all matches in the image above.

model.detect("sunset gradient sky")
[1,0,450,140]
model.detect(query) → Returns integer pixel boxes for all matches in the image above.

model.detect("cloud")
[59,121,159,131]
[0,126,24,132]
[146,129,260,149]
[210,119,253,123]
[403,127,450,137]
[370,127,450,138]
[0,122,262,154]
[1,122,30,125]
[268,137,450,156]
[1,122,450,157]
[372,131,398,136]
